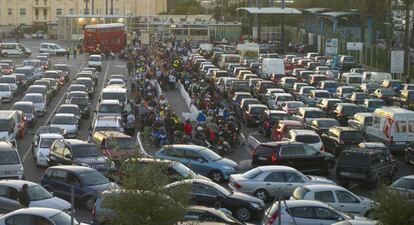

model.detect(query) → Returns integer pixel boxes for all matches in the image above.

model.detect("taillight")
[233,182,241,189]
[320,145,325,152]
[91,204,96,216]
[267,211,279,225]
[271,151,278,163]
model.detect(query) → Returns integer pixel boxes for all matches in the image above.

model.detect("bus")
[83,23,126,54]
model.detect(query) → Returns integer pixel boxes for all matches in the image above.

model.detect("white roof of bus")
[85,23,124,29]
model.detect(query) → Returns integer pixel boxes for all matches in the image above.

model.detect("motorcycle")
[216,137,233,156]
[152,127,168,147]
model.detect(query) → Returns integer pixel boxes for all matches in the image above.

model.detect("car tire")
[254,189,269,202]
[84,196,96,211]
[209,170,224,183]
[235,207,251,222]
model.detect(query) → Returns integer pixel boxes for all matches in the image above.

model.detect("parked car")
[321,126,365,157]
[0,141,24,180]
[291,184,376,218]
[229,166,334,202]
[166,178,264,221]
[155,144,238,183]
[336,148,397,188]
[49,113,79,138]
[388,175,414,203]
[251,141,335,174]
[41,165,116,210]
[261,200,372,225]
[0,180,70,213]
[0,207,88,225]
[309,118,340,136]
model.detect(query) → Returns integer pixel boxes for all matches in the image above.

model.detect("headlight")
[250,203,262,209]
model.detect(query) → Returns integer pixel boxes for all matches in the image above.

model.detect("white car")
[0,142,24,180]
[0,84,13,102]
[262,200,373,225]
[39,42,67,56]
[50,113,79,138]
[0,180,70,213]
[331,220,379,225]
[22,93,47,116]
[91,115,124,134]
[0,207,88,225]
[229,166,335,202]
[88,54,103,71]
[284,129,324,151]
[106,78,126,88]
[33,133,64,167]
[291,184,376,218]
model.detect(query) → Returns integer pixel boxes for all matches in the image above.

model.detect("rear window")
[292,187,310,200]
[340,131,364,142]
[339,151,369,166]
[295,135,320,144]
[255,145,275,157]
[341,106,363,116]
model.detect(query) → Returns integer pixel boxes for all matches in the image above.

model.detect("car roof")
[48,165,95,173]
[284,199,329,207]
[54,113,75,117]
[0,180,37,188]
[298,107,323,111]
[291,129,319,135]
[302,184,346,192]
[0,207,62,218]
[100,99,120,104]
[13,101,33,106]
[279,120,302,125]
[256,165,299,172]
[0,142,15,151]
[39,133,64,139]
[64,139,90,145]
[59,104,79,108]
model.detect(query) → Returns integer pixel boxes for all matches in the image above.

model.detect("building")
[0,0,166,27]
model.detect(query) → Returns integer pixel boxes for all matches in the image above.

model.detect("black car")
[48,139,114,174]
[405,142,414,166]
[41,165,115,210]
[69,96,91,119]
[321,126,364,157]
[166,179,264,222]
[309,118,340,136]
[251,141,335,174]
[329,103,366,126]
[336,148,398,188]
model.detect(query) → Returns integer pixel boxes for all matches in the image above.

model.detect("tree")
[166,0,206,15]
[371,185,414,225]
[102,161,190,225]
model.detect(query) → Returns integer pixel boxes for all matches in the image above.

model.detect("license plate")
[396,142,405,145]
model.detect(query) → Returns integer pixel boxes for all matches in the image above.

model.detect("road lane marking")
[22,62,86,162]
[100,61,111,96]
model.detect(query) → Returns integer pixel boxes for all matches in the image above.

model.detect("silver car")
[0,141,24,180]
[22,93,47,116]
[229,166,335,201]
[0,180,70,213]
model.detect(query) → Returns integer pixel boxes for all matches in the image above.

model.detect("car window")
[163,148,185,158]
[185,151,204,161]
[314,191,335,202]
[192,184,220,196]
[6,214,33,225]
[289,207,313,218]
[284,172,305,183]
[0,185,18,200]
[264,172,285,182]
[314,207,341,220]
[66,173,81,187]
[280,145,305,156]
[50,169,67,181]
[335,191,360,203]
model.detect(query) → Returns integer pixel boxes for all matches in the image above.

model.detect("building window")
[35,9,39,16]
[43,9,47,16]
[43,0,47,6]
[35,0,39,5]
[8,9,12,16]
[56,8,62,15]
[20,9,27,16]
[69,9,74,15]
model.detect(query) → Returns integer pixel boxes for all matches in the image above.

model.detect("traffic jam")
[0,34,413,225]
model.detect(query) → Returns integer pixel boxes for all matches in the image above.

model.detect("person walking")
[18,184,30,208]
[127,60,134,77]
[73,45,77,59]
[66,47,70,60]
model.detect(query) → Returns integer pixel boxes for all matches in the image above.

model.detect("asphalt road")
[2,39,414,223]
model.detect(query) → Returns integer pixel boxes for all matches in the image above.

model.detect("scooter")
[216,137,233,156]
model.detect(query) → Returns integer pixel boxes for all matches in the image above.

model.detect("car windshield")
[40,137,61,148]
[0,151,20,165]
[70,97,88,106]
[27,87,45,93]
[305,111,325,118]
[349,77,362,83]
[52,116,75,124]
[324,82,338,88]
[90,56,101,61]
[0,65,10,69]
[28,185,52,201]
[80,170,109,186]
[107,137,135,150]
[99,104,122,114]
[50,212,81,225]
[171,163,196,178]
[317,120,339,128]
[102,92,126,103]
[342,106,363,115]
[69,86,86,92]
[355,93,369,100]
[251,107,266,114]
[269,114,289,121]
[342,88,355,93]
[14,69,31,76]
[54,66,69,71]
[296,135,320,144]
[278,96,294,101]
[391,178,414,190]
[12,104,33,113]
[381,89,397,96]
[0,85,10,91]
[72,144,100,157]
[200,149,222,161]
[340,131,364,142]
[242,168,262,179]
[75,79,92,87]
[44,73,59,79]
[314,92,330,98]
[94,126,120,132]
[0,119,9,132]
[58,107,79,115]
[37,126,62,135]
[369,100,385,107]
[287,102,305,108]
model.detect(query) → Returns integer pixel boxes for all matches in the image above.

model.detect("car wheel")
[254,189,269,202]
[84,196,96,211]
[365,210,375,219]
[209,170,224,183]
[235,207,251,222]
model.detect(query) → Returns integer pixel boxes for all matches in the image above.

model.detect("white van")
[88,54,103,71]
[366,107,414,152]
[39,43,67,56]
[0,110,19,147]
[101,87,127,107]
[0,43,31,58]
[261,58,285,79]
[218,54,240,69]
[362,72,392,84]
[340,73,363,87]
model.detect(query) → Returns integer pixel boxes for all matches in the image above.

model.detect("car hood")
[215,157,238,168]
[88,182,117,193]
[30,196,70,210]
[308,175,336,185]
[0,131,8,139]
[50,124,77,131]
[230,191,263,205]
[74,156,108,165]
[0,91,11,96]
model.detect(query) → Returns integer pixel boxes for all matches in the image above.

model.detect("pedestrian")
[127,60,134,76]
[73,45,77,59]
[18,184,30,208]
[66,48,70,60]
[168,73,176,90]
[183,119,193,138]
[126,112,136,137]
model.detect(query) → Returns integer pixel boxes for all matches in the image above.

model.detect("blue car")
[41,166,116,211]
[317,80,339,94]
[155,144,238,183]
